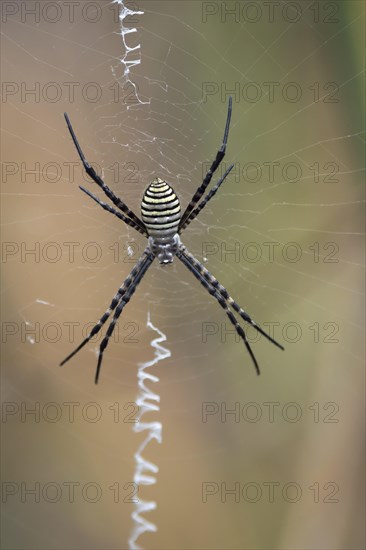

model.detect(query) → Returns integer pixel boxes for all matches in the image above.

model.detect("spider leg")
[60,249,153,371]
[179,96,232,230]
[180,247,284,351]
[179,163,234,232]
[79,186,147,237]
[176,247,260,375]
[94,252,154,383]
[64,112,147,234]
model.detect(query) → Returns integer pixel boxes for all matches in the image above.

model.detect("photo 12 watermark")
[2,320,140,345]
[2,400,141,424]
[201,320,340,345]
[201,160,340,184]
[202,81,340,104]
[201,480,340,503]
[1,81,142,105]
[1,1,141,25]
[2,480,139,504]
[201,2,340,24]
[201,401,340,424]
[2,160,140,184]
[2,241,144,265]
[201,241,340,264]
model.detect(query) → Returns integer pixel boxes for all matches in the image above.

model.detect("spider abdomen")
[141,178,181,240]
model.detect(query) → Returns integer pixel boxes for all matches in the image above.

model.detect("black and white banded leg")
[180,247,284,351]
[64,112,148,236]
[94,252,154,383]
[79,186,147,237]
[179,96,232,229]
[176,248,261,375]
[179,163,234,232]
[60,249,154,383]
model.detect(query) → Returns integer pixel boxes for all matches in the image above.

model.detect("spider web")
[1,1,365,549]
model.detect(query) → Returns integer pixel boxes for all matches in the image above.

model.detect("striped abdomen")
[141,178,181,240]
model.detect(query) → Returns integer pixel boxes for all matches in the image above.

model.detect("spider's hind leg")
[60,249,154,382]
[93,251,154,383]
[181,248,284,351]
[176,248,261,375]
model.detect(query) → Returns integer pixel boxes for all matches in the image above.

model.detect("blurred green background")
[1,1,365,548]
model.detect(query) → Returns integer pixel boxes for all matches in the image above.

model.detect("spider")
[60,97,284,383]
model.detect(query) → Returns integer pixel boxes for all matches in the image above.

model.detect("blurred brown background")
[1,1,365,548]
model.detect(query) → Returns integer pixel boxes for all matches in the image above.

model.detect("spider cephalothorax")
[61,98,284,383]
[147,233,181,265]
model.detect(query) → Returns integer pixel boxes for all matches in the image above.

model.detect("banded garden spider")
[60,98,284,383]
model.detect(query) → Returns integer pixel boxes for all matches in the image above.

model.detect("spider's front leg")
[64,113,148,236]
[179,96,232,230]
[178,163,234,233]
